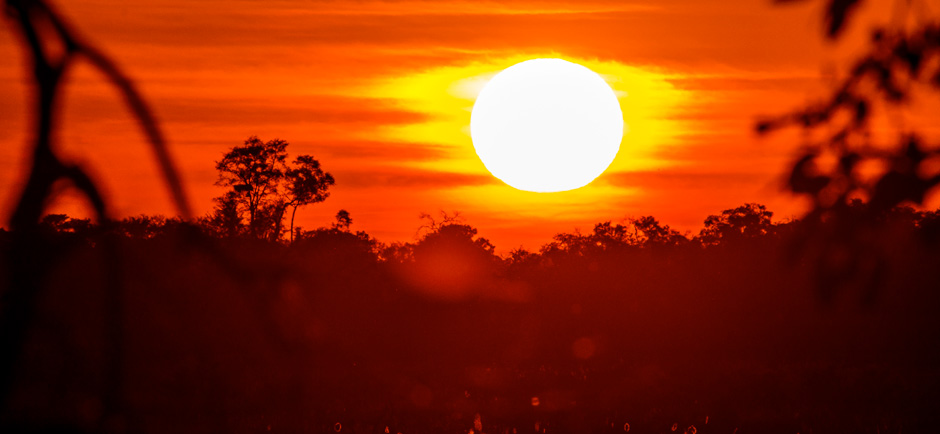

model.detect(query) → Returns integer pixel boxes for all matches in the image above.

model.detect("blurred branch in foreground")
[759,0,940,301]
[3,0,192,431]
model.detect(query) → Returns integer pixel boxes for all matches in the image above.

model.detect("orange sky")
[1,0,931,250]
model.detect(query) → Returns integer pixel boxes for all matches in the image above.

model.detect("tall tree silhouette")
[214,136,332,242]
[215,136,289,238]
[285,155,335,242]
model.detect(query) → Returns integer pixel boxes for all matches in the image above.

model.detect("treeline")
[14,200,940,304]
[19,200,940,260]
[3,201,940,433]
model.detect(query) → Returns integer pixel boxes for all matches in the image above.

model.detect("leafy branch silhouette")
[759,0,940,300]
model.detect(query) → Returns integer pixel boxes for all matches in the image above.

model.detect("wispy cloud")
[339,167,495,189]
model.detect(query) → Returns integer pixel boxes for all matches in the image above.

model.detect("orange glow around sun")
[6,0,932,249]
[364,54,690,222]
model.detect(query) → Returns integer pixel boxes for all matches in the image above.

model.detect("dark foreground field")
[2,211,939,434]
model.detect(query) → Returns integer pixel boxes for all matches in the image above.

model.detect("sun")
[470,58,624,193]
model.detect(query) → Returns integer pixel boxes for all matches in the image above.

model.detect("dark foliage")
[696,203,774,246]
[3,204,939,433]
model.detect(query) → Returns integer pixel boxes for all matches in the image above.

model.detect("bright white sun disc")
[470,58,624,192]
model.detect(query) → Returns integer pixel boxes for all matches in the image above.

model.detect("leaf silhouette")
[826,0,862,39]
[789,153,830,195]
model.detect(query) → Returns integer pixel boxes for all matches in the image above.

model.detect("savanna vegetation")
[2,187,939,433]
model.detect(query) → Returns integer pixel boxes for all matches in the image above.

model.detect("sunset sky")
[0,0,926,250]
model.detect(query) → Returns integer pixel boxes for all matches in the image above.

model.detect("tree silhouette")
[214,136,333,242]
[541,222,631,259]
[629,216,688,247]
[697,203,774,246]
[540,217,689,260]
[115,214,182,239]
[285,155,335,242]
[256,199,289,242]
[404,220,499,298]
[506,246,537,268]
[414,223,496,258]
[215,136,289,238]
[293,214,379,271]
[590,221,637,251]
[333,209,352,232]
[202,192,244,238]
[415,210,464,237]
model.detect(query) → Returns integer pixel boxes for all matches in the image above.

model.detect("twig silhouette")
[2,0,192,430]
[6,0,192,226]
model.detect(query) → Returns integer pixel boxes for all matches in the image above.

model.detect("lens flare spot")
[572,337,597,359]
